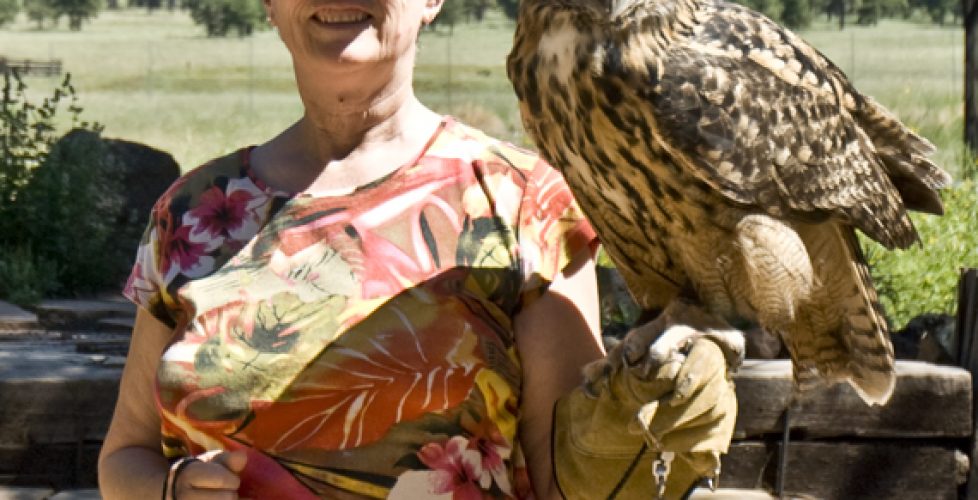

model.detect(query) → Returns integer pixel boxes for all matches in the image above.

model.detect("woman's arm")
[98,308,174,498]
[98,309,246,500]
[514,247,604,499]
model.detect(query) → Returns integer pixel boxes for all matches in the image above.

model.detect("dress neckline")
[240,116,453,199]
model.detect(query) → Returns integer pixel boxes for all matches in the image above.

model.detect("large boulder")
[103,135,181,233]
[100,133,181,292]
[19,129,180,296]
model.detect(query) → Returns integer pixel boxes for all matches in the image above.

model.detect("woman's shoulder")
[152,147,274,214]
[435,118,553,177]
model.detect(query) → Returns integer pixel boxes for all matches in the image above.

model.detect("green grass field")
[0,9,966,175]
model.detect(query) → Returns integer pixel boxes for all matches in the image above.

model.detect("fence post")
[957,268,978,499]
[965,0,978,154]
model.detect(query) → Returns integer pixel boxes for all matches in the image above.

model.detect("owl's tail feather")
[858,96,951,216]
[837,225,896,404]
[783,222,895,406]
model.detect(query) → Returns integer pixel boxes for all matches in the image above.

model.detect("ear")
[421,0,445,25]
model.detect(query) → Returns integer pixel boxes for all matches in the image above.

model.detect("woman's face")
[265,0,441,73]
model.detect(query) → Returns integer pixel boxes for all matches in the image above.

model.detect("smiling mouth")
[312,10,371,24]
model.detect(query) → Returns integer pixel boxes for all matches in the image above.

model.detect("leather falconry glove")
[553,299,744,500]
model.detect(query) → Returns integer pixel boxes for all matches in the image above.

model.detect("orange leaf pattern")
[125,118,596,498]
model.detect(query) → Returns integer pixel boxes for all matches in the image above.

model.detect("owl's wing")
[635,4,944,249]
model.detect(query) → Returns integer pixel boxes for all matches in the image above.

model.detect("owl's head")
[515,0,605,22]
[517,0,687,31]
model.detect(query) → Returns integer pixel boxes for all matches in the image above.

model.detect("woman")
[97,0,740,495]
[97,0,606,497]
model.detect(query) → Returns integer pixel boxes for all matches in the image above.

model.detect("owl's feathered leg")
[584,297,745,391]
[784,222,896,405]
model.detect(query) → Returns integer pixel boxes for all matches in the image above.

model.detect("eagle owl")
[507,0,950,404]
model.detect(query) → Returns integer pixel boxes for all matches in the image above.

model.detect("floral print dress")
[124,118,597,499]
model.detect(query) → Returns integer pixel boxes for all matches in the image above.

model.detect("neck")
[252,50,443,194]
[292,46,420,159]
[296,94,437,164]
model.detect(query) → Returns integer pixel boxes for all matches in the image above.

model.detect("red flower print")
[461,412,511,495]
[189,185,253,239]
[162,224,212,275]
[418,436,491,499]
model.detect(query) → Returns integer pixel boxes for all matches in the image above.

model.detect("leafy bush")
[0,71,83,237]
[864,180,978,329]
[0,70,111,304]
[185,0,265,36]
[0,244,60,307]
[19,129,130,293]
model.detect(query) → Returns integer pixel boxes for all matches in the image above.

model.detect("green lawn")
[1,10,966,175]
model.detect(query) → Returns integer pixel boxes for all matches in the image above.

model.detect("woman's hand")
[99,312,251,500]
[167,450,249,500]
[554,298,743,500]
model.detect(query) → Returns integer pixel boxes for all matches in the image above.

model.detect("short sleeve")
[122,185,180,329]
[516,157,598,309]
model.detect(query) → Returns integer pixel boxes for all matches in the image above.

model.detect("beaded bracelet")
[161,457,201,500]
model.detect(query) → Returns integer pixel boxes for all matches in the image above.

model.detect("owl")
[507,0,950,404]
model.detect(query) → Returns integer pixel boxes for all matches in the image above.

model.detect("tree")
[21,0,100,30]
[877,0,910,18]
[497,0,518,20]
[781,0,812,27]
[829,0,847,28]
[0,0,18,27]
[24,0,59,28]
[186,0,265,36]
[915,0,956,23]
[51,0,101,30]
[810,0,834,20]
[462,0,493,21]
[856,1,880,24]
[430,0,461,32]
[854,0,907,25]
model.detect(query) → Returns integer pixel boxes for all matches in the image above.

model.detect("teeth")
[314,10,369,23]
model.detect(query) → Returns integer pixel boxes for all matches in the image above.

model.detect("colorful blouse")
[124,117,597,499]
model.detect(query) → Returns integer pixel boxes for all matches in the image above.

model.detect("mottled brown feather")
[507,0,947,405]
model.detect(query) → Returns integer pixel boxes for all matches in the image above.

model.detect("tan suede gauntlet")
[553,304,742,500]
